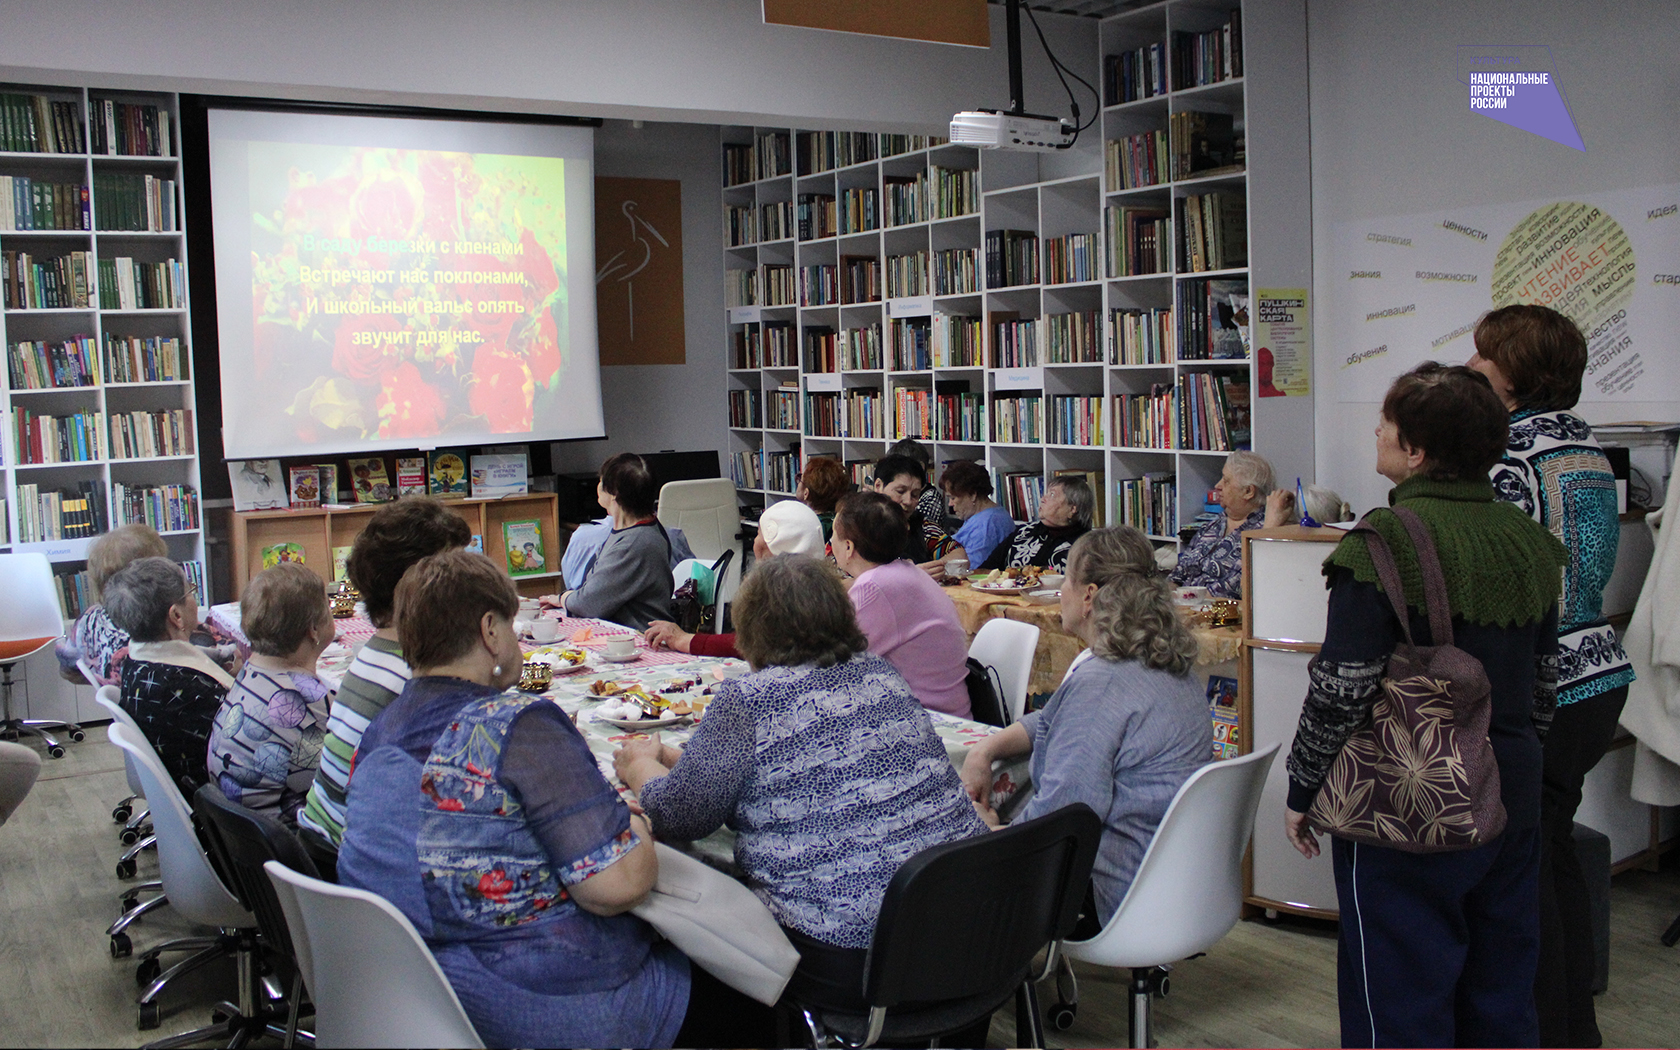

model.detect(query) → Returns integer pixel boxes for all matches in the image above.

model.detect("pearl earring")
[493,664,503,677]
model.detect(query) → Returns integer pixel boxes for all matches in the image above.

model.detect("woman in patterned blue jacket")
[617,554,989,1015]
[1470,303,1635,1049]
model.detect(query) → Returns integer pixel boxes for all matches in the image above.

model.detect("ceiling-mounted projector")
[949,110,1075,152]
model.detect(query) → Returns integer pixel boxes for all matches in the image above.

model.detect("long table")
[209,603,1026,865]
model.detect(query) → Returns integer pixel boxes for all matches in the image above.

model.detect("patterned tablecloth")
[943,584,1242,699]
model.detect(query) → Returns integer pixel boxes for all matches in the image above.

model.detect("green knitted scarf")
[1324,475,1567,628]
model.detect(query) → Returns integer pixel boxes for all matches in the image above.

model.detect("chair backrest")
[76,656,103,689]
[263,860,485,1049]
[1066,744,1280,969]
[709,547,734,627]
[968,619,1041,724]
[105,722,250,929]
[866,803,1102,1009]
[658,478,742,599]
[191,784,320,986]
[0,553,65,661]
[96,687,146,798]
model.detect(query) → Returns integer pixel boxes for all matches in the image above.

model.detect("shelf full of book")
[0,84,205,619]
[719,0,1311,549]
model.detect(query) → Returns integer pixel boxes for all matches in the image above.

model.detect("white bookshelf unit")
[720,0,1311,543]
[0,82,205,730]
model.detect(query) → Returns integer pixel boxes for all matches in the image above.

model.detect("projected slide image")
[247,144,569,443]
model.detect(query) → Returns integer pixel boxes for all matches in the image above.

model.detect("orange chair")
[0,553,82,758]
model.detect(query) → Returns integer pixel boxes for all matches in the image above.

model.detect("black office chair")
[191,784,321,1049]
[789,803,1102,1049]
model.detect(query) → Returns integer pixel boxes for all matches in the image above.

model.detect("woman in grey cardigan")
[960,526,1211,925]
[548,453,674,631]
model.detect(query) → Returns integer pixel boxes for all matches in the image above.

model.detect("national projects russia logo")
[1457,45,1584,152]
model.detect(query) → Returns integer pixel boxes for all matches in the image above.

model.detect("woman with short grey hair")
[1170,450,1294,598]
[977,474,1095,572]
[107,557,236,794]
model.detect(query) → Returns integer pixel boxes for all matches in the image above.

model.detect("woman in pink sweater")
[831,491,972,718]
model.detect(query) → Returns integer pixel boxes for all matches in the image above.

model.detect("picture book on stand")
[503,519,545,576]
[229,460,288,512]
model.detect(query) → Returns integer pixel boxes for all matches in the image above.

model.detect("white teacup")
[1040,573,1065,589]
[945,557,970,579]
[603,635,637,660]
[518,598,541,617]
[529,618,561,643]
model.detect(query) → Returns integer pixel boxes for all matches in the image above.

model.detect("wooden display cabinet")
[229,494,561,599]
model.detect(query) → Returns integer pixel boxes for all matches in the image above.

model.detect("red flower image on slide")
[376,361,449,438]
[469,342,535,433]
[333,315,406,382]
[248,144,569,446]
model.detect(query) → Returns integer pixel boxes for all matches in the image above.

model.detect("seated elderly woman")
[961,526,1212,926]
[338,549,691,1048]
[832,491,973,718]
[978,474,1095,572]
[615,554,988,1011]
[206,563,336,827]
[1170,450,1295,598]
[643,498,825,658]
[57,524,236,688]
[104,557,237,795]
[298,496,471,849]
[549,453,675,631]
[796,455,851,543]
[941,459,1017,569]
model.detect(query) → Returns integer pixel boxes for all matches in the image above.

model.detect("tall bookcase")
[721,0,1311,542]
[0,83,205,729]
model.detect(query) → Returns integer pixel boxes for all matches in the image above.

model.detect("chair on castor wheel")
[96,689,169,947]
[0,553,83,758]
[1049,745,1278,1047]
[106,722,280,1043]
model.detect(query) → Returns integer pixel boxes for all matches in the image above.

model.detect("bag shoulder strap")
[1389,505,1454,648]
[1351,513,1417,650]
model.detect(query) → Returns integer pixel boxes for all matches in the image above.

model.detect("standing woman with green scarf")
[1282,363,1567,1047]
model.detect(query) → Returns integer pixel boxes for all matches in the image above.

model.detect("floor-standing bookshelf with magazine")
[721,0,1310,542]
[0,83,205,730]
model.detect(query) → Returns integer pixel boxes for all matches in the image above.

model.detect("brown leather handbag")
[1306,507,1508,853]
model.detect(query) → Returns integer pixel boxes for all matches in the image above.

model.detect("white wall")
[0,0,1091,134]
[1307,0,1680,513]
[549,119,727,476]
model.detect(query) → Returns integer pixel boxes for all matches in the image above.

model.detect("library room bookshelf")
[228,494,562,601]
[720,0,1310,546]
[0,82,205,729]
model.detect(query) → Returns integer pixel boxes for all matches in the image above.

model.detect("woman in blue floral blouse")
[1170,450,1295,598]
[337,550,689,1048]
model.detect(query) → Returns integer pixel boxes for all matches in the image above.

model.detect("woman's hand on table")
[959,741,996,803]
[1284,807,1320,859]
[644,621,694,653]
[536,593,563,610]
[613,735,679,794]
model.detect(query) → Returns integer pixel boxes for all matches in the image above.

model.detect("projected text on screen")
[251,144,568,442]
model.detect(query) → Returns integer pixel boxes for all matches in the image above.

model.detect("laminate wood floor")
[2,735,1676,1048]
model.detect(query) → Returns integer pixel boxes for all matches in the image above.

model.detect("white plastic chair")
[969,619,1041,724]
[264,860,486,1049]
[658,478,742,602]
[105,722,270,1039]
[85,661,148,836]
[1055,744,1280,1047]
[96,688,169,943]
[0,552,79,757]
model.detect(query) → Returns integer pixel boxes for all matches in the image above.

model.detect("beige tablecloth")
[944,583,1241,698]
